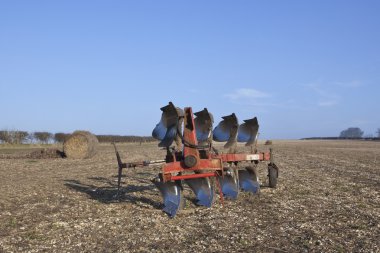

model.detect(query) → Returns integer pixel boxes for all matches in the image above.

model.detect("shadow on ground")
[64,178,161,210]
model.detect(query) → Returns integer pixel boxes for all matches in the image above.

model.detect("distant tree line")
[0,130,156,144]
[302,137,380,141]
[302,127,380,140]
[3,127,379,144]
[0,130,29,144]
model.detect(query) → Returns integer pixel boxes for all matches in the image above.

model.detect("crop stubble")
[0,140,379,252]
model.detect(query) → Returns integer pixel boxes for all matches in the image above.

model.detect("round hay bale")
[63,131,98,159]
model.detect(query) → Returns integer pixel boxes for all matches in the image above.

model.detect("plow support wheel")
[268,163,279,188]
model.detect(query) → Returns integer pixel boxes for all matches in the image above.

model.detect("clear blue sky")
[1,1,379,139]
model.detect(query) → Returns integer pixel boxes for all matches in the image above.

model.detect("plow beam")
[217,152,271,162]
[178,107,216,208]
[166,172,218,181]
[161,158,223,175]
[113,143,165,194]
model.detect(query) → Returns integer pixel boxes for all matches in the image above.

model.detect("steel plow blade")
[185,177,214,207]
[237,117,259,146]
[213,113,238,149]
[152,102,184,147]
[238,166,260,194]
[152,177,184,218]
[194,108,214,143]
[219,168,239,199]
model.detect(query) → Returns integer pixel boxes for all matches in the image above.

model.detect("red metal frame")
[162,158,223,174]
[168,172,218,181]
[160,152,270,182]
[216,152,271,162]
[183,107,200,165]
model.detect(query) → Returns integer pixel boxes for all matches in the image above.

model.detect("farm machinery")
[114,102,279,217]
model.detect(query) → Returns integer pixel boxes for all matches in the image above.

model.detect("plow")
[114,102,279,217]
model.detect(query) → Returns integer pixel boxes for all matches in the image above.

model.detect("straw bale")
[63,131,98,159]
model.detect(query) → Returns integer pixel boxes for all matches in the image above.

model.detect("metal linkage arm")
[113,143,165,193]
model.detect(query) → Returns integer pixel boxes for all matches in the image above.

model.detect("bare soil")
[0,140,379,252]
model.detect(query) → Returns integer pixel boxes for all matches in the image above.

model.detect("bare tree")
[26,132,35,144]
[0,130,29,144]
[377,128,380,138]
[33,132,52,144]
[14,131,29,144]
[0,130,11,143]
[54,133,70,143]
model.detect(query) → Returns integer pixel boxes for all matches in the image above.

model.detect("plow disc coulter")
[114,102,279,217]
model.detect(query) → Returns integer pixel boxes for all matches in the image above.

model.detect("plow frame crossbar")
[115,151,273,182]
[159,150,272,182]
[216,152,271,163]
[115,142,273,184]
[168,172,219,181]
[160,158,223,174]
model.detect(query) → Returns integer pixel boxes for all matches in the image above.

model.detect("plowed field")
[0,140,379,252]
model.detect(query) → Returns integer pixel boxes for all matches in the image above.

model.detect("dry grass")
[0,140,379,252]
